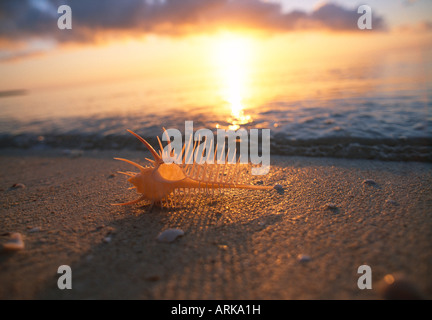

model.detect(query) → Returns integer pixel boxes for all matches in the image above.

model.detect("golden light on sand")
[212,33,253,130]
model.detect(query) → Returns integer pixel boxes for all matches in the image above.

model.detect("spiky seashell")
[113,129,273,209]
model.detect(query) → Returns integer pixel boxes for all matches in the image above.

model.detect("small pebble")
[325,203,337,210]
[10,183,26,190]
[103,236,112,243]
[297,254,311,263]
[27,227,41,233]
[2,233,25,252]
[363,179,377,186]
[156,228,184,243]
[385,199,398,206]
[379,274,424,300]
[274,184,284,194]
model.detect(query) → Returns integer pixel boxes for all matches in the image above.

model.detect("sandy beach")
[0,148,431,300]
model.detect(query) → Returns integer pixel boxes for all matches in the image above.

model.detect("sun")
[213,33,251,69]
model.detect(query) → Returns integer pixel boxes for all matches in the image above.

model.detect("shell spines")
[115,129,271,208]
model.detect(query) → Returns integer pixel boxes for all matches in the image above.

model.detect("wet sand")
[0,149,431,299]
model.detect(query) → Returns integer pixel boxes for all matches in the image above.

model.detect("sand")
[0,148,431,300]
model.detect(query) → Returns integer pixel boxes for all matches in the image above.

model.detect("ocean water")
[0,48,431,161]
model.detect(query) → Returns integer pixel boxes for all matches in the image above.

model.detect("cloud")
[0,1,386,50]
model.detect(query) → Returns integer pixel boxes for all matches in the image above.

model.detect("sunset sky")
[0,0,431,91]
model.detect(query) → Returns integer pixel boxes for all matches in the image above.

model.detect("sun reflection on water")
[213,33,253,130]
